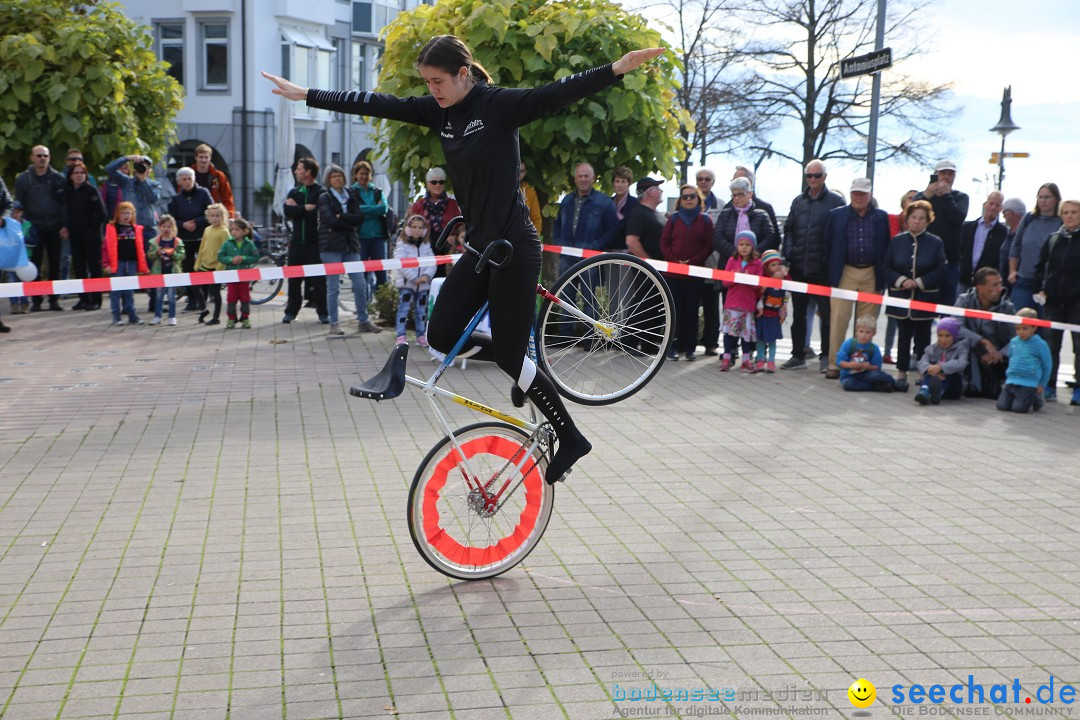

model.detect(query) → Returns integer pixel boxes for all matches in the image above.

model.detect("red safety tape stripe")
[544,245,1078,333]
[3,246,1075,333]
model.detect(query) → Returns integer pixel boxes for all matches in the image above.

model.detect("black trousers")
[285,243,327,319]
[790,283,830,361]
[30,226,63,303]
[1047,300,1080,389]
[895,317,932,373]
[70,230,103,305]
[670,276,703,354]
[181,239,204,310]
[427,236,539,379]
[699,283,720,350]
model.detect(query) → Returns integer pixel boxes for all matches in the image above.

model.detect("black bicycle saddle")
[350,343,408,401]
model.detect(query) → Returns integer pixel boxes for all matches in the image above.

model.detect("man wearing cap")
[625,177,665,261]
[781,159,845,371]
[625,177,667,353]
[823,178,891,378]
[915,160,970,307]
[959,191,1007,294]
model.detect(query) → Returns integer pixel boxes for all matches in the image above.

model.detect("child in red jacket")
[101,202,149,326]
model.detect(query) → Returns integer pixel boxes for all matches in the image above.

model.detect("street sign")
[840,48,892,79]
[989,152,1031,163]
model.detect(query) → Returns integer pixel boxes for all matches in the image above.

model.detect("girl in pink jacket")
[721,230,763,372]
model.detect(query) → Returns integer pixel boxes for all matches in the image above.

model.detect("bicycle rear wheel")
[536,253,673,406]
[407,422,554,580]
[249,252,284,305]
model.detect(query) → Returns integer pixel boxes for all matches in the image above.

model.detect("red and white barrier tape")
[0,255,456,300]
[548,245,1080,334]
[3,246,1077,333]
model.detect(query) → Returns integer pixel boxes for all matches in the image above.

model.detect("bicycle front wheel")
[249,252,284,305]
[407,422,554,581]
[536,253,673,406]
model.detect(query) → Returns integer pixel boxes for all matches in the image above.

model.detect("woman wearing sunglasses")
[408,167,460,278]
[661,185,714,360]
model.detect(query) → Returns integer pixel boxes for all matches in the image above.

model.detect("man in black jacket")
[14,146,68,311]
[168,168,213,311]
[282,157,327,324]
[780,159,845,371]
[915,160,969,307]
[959,191,1007,293]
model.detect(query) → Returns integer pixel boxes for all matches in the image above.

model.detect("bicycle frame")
[402,283,604,512]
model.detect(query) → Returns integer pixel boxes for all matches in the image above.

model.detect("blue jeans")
[1010,276,1041,315]
[841,369,897,392]
[109,260,140,322]
[359,236,387,286]
[321,250,369,324]
[155,286,177,319]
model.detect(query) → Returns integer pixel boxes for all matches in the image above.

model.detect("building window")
[156,22,184,87]
[199,21,229,90]
[281,40,290,81]
[351,41,365,92]
[353,1,372,33]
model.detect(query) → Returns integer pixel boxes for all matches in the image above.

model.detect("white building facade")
[115,0,431,225]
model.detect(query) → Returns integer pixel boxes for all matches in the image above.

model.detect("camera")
[133,161,148,174]
[929,173,939,184]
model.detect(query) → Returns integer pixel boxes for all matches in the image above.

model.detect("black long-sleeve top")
[306,65,621,246]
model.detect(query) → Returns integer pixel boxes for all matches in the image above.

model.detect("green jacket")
[147,237,186,275]
[218,237,260,270]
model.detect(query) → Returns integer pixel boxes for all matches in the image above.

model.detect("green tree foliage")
[0,0,184,178]
[376,0,689,227]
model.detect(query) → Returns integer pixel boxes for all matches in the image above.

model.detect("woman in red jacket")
[101,201,149,326]
[661,185,714,361]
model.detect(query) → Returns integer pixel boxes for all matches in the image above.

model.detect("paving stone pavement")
[0,299,1078,720]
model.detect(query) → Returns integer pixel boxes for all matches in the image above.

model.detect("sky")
[630,0,1080,217]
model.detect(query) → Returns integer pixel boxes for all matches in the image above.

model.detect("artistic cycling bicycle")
[350,218,673,579]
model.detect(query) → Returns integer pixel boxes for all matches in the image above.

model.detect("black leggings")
[427,236,540,381]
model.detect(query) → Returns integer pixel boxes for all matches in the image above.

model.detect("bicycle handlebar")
[470,239,514,274]
[431,215,513,273]
[434,216,465,251]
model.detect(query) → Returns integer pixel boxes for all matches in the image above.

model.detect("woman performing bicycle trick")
[264,36,665,486]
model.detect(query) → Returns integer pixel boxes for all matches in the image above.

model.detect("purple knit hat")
[937,317,962,339]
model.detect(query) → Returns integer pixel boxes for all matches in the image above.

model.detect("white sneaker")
[167,317,177,326]
[114,320,126,326]
[148,317,162,326]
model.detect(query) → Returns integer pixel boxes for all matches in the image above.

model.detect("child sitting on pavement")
[996,308,1052,413]
[914,316,969,405]
[836,315,907,392]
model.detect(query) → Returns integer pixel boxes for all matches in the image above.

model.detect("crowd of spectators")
[2,145,1078,410]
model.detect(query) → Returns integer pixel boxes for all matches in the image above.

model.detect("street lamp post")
[990,86,1020,191]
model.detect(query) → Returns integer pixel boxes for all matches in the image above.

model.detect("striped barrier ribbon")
[2,246,1077,334]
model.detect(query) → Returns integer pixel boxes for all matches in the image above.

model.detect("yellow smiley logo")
[848,678,876,708]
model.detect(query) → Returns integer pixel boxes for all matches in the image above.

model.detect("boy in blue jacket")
[837,316,908,392]
[996,308,1052,413]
